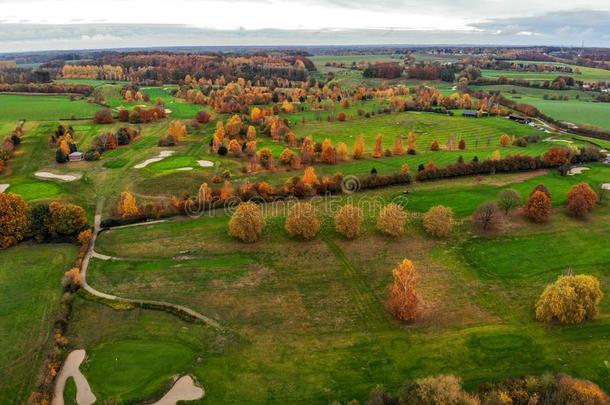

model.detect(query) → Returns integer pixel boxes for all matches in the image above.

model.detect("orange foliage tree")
[228,202,266,243]
[335,204,363,239]
[302,166,318,186]
[285,202,321,239]
[117,191,140,218]
[353,136,365,160]
[372,134,383,158]
[392,136,405,156]
[377,203,408,237]
[524,190,551,223]
[0,193,28,249]
[566,183,597,218]
[387,259,419,321]
[499,133,512,147]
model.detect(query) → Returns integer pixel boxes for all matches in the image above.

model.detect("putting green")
[8,181,62,200]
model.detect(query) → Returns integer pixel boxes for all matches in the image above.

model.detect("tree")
[458,139,466,150]
[168,120,187,140]
[472,201,502,231]
[337,142,348,161]
[48,201,87,236]
[93,108,114,124]
[117,191,139,218]
[285,202,320,239]
[0,193,28,249]
[535,274,603,324]
[353,136,365,159]
[279,148,294,165]
[543,147,570,166]
[335,204,363,239]
[372,134,383,158]
[387,259,419,321]
[530,183,551,199]
[524,191,551,223]
[423,205,454,238]
[195,111,211,124]
[407,131,416,154]
[490,149,501,161]
[258,148,274,170]
[392,136,405,155]
[228,202,266,243]
[497,188,521,214]
[320,138,337,164]
[567,183,597,218]
[337,111,346,121]
[303,166,317,186]
[198,183,213,204]
[430,140,440,151]
[28,203,51,241]
[499,133,511,147]
[377,203,407,237]
[400,375,477,405]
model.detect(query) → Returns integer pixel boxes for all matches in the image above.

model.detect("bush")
[524,190,551,223]
[48,201,88,236]
[423,206,454,238]
[543,146,571,166]
[285,202,320,239]
[335,204,363,239]
[387,259,419,321]
[567,183,597,218]
[0,193,29,249]
[400,375,478,405]
[497,188,521,214]
[93,108,114,124]
[377,203,407,237]
[228,202,265,243]
[535,274,603,324]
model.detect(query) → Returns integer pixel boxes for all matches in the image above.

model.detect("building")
[508,114,531,124]
[68,151,84,162]
[462,110,478,118]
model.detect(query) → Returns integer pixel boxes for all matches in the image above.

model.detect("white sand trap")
[134,150,175,169]
[568,167,590,176]
[602,183,610,191]
[35,171,82,181]
[600,149,608,153]
[151,375,204,405]
[176,167,193,171]
[52,350,96,405]
[197,160,214,168]
[0,184,9,193]
[165,109,172,114]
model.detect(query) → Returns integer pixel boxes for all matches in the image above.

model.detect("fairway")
[0,94,100,121]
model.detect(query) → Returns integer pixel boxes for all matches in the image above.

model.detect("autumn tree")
[337,111,346,121]
[337,142,348,161]
[353,136,365,159]
[93,108,114,124]
[497,188,521,214]
[279,148,294,165]
[535,274,603,324]
[168,120,187,140]
[285,202,321,239]
[472,201,502,231]
[377,203,407,237]
[321,138,337,164]
[566,183,597,218]
[387,259,419,321]
[372,134,383,158]
[524,191,551,223]
[228,202,266,243]
[430,140,440,151]
[335,204,363,239]
[423,205,454,238]
[48,201,88,236]
[393,135,405,155]
[490,149,501,161]
[258,148,274,170]
[0,193,28,249]
[407,131,416,154]
[302,166,317,186]
[499,133,511,147]
[458,139,466,150]
[543,147,571,166]
[198,182,213,204]
[117,191,139,218]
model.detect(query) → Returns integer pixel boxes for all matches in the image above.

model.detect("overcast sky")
[0,0,609,52]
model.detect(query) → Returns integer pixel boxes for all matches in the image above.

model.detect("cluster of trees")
[88,127,140,160]
[0,67,52,85]
[61,64,125,81]
[363,62,403,79]
[159,120,188,146]
[117,105,166,124]
[406,62,460,82]
[0,82,93,95]
[51,125,78,163]
[0,193,88,249]
[363,373,608,405]
[0,121,25,173]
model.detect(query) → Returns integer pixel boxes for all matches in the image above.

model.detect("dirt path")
[150,375,204,405]
[80,200,221,329]
[51,350,96,405]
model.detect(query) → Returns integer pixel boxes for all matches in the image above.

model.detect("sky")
[0,0,609,52]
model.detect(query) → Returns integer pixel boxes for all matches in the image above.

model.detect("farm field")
[1,47,610,405]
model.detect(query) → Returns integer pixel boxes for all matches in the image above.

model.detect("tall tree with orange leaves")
[117,191,139,218]
[387,259,419,321]
[353,136,365,159]
[372,134,383,158]
[302,166,318,186]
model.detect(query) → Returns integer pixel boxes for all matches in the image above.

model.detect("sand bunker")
[0,184,9,193]
[542,137,573,144]
[35,171,82,181]
[197,160,214,168]
[151,375,204,405]
[52,350,96,405]
[134,150,175,169]
[568,167,590,176]
[602,184,610,191]
[165,109,172,114]
[176,167,193,171]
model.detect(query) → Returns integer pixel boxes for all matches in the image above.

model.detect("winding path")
[80,200,222,330]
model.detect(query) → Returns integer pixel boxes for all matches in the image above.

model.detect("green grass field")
[481,62,610,82]
[0,244,78,403]
[0,94,101,121]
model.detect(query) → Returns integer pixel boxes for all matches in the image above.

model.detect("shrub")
[497,188,521,214]
[472,201,502,231]
[567,183,597,218]
[430,140,440,151]
[543,146,571,166]
[499,133,511,146]
[400,375,478,405]
[228,202,265,243]
[285,202,320,240]
[531,183,551,199]
[524,190,551,223]
[48,201,88,236]
[377,203,407,237]
[387,259,419,321]
[93,108,114,124]
[423,206,454,238]
[195,110,211,123]
[0,193,28,249]
[337,111,346,121]
[535,274,603,324]
[335,204,363,239]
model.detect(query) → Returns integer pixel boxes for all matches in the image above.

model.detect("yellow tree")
[285,202,321,239]
[535,274,603,324]
[246,125,257,141]
[335,204,363,239]
[372,134,383,158]
[490,149,501,161]
[118,191,139,218]
[198,183,212,204]
[377,203,408,237]
[387,259,419,321]
[499,133,511,147]
[353,136,365,159]
[228,202,266,243]
[393,135,405,155]
[250,107,262,122]
[302,166,318,186]
[407,131,416,153]
[423,205,454,238]
[337,142,348,161]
